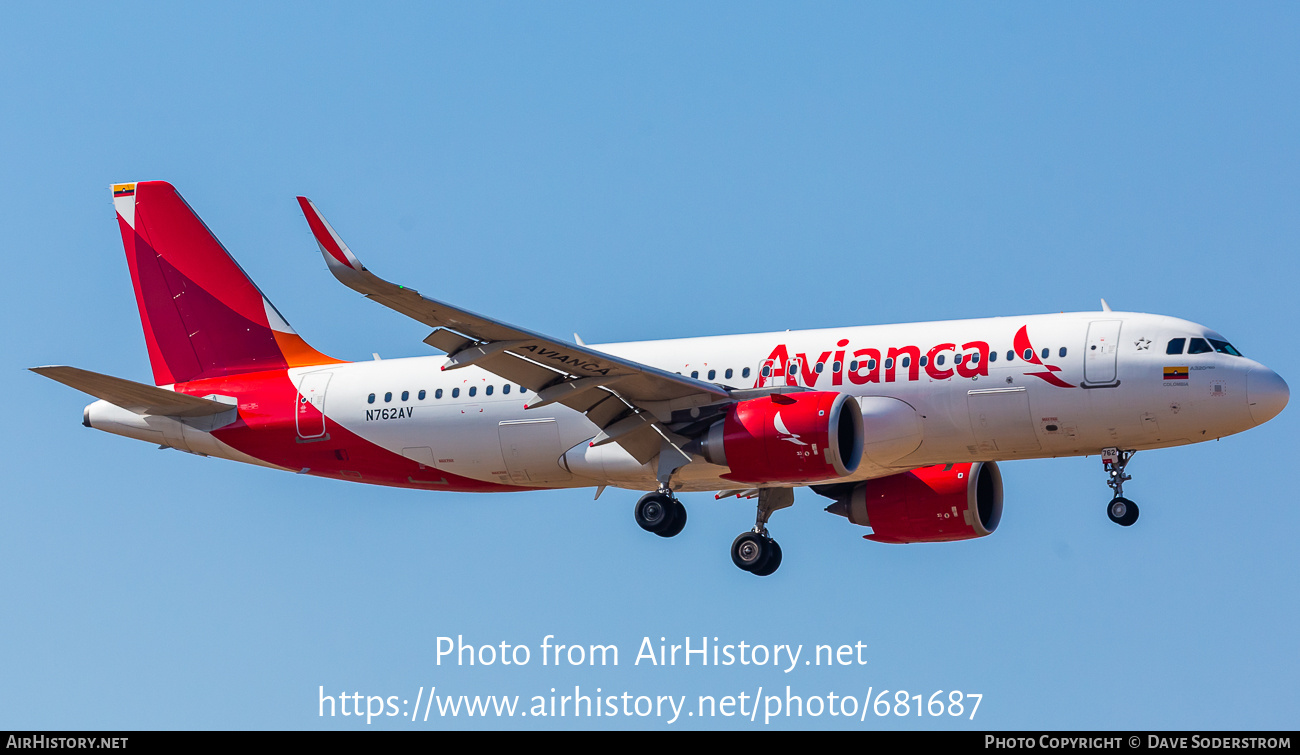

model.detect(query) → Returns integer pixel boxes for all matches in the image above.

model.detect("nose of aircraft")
[1247,368,1289,425]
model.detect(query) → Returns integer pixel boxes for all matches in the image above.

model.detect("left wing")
[297,196,732,464]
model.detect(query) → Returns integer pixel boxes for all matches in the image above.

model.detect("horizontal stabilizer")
[30,366,236,417]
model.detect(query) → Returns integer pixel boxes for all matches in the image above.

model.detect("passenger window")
[787,364,797,377]
[1007,350,1015,362]
[1166,338,1186,355]
[832,361,842,372]
[849,360,859,372]
[418,390,426,400]
[691,370,699,379]
[955,354,964,365]
[1022,349,1033,361]
[971,353,980,363]
[742,367,751,378]
[884,358,894,370]
[486,385,494,396]
[469,386,477,397]
[367,393,375,404]
[725,368,733,379]
[503,384,511,394]
[1209,339,1243,357]
[384,392,392,403]
[451,388,459,398]
[920,355,929,367]
[937,355,946,366]
[1188,338,1212,354]
[435,389,443,399]
[761,365,771,377]
[900,356,910,368]
[867,359,876,370]
[989,351,997,362]
[1041,348,1050,360]
[814,362,824,373]
[1058,348,1067,358]
[401,390,409,401]
[708,369,716,380]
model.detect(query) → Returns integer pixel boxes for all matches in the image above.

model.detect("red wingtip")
[297,196,356,271]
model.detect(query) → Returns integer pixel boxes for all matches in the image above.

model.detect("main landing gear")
[1102,447,1139,527]
[731,488,793,577]
[631,479,794,577]
[634,488,687,538]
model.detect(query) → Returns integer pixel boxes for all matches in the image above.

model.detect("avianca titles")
[33,181,1290,576]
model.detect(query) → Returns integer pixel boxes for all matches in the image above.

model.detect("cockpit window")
[1165,338,1185,355]
[1208,339,1243,357]
[1188,338,1213,355]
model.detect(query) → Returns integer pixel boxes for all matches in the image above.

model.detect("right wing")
[297,197,734,464]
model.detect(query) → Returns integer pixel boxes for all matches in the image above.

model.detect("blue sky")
[3,3,1298,729]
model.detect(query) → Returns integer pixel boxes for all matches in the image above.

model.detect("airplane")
[32,181,1290,576]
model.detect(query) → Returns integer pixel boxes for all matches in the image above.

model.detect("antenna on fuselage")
[1100,298,1113,312]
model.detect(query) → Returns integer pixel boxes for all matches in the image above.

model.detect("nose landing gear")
[1102,448,1139,527]
[1107,495,1138,526]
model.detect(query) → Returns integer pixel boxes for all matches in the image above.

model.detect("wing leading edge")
[296,196,731,464]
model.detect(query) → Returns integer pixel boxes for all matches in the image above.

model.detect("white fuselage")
[256,310,1273,492]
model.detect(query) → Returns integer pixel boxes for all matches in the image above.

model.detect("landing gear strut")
[731,488,793,576]
[1102,448,1139,527]
[634,440,691,538]
[635,488,687,538]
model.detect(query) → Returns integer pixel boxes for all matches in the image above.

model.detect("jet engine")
[691,391,863,484]
[824,461,1003,543]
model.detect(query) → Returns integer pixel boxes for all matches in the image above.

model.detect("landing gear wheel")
[731,532,767,571]
[1107,496,1139,527]
[635,492,677,535]
[657,499,687,538]
[751,539,782,577]
[731,532,781,575]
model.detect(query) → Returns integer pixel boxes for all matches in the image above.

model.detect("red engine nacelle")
[825,462,1003,543]
[694,391,864,484]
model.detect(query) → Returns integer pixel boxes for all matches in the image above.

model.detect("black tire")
[751,539,783,576]
[1107,496,1139,527]
[657,499,687,538]
[635,493,675,534]
[731,532,770,572]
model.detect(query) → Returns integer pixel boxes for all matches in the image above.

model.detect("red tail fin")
[113,181,343,385]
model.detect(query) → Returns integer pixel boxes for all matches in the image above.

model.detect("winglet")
[297,196,365,274]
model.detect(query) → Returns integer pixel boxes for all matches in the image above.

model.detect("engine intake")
[693,391,863,484]
[825,461,1003,543]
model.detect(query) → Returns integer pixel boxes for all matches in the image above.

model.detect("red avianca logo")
[755,325,1075,389]
[1013,325,1075,388]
